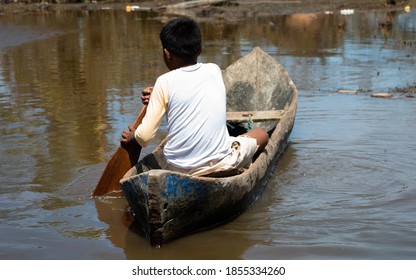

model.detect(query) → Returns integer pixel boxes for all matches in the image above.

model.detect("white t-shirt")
[135,63,231,169]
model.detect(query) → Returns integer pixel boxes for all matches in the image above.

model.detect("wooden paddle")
[92,105,147,197]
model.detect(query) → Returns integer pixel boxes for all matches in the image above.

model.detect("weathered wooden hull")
[120,47,298,246]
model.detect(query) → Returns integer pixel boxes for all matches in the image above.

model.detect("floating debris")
[371,93,393,98]
[391,83,416,97]
[338,89,358,94]
[404,5,411,13]
[125,5,140,12]
[340,9,354,15]
[402,40,416,47]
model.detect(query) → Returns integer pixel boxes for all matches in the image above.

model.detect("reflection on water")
[0,9,415,260]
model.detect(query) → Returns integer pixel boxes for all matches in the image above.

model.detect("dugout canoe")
[120,47,298,246]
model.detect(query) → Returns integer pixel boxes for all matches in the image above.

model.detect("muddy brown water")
[0,8,415,260]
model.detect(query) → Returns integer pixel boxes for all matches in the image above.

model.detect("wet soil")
[0,0,409,18]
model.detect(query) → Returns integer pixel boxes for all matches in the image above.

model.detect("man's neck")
[170,56,198,70]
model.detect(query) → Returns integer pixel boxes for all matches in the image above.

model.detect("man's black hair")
[159,17,202,59]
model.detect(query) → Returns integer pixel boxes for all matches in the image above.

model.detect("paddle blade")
[92,144,141,197]
[92,106,147,197]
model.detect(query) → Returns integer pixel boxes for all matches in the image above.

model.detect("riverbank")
[0,0,411,19]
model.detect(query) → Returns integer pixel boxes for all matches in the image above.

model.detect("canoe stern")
[121,167,274,246]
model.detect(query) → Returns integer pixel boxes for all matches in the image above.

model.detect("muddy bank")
[164,0,410,21]
[0,0,410,18]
